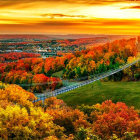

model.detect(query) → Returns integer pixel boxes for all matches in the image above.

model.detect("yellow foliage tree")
[0,105,63,140]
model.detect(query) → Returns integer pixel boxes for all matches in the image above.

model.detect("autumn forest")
[1,0,140,139]
[0,35,140,140]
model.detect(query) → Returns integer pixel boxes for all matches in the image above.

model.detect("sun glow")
[81,3,140,19]
[0,0,140,34]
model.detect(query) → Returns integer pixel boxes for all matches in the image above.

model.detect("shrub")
[45,97,89,135]
[0,105,64,139]
[91,100,140,139]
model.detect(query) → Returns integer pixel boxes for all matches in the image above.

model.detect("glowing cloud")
[0,0,140,34]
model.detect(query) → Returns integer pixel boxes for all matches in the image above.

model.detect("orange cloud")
[0,18,140,34]
[121,5,140,9]
[0,0,139,8]
[41,13,86,18]
[0,0,140,34]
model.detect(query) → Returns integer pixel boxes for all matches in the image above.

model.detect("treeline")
[57,37,103,47]
[0,38,139,92]
[0,52,41,62]
[0,82,139,140]
[108,57,140,81]
[63,38,138,79]
[0,54,74,92]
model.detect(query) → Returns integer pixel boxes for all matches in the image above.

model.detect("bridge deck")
[33,58,140,103]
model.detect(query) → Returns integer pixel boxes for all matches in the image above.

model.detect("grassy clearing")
[52,70,63,78]
[57,81,140,109]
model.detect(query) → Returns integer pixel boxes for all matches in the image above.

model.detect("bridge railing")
[33,58,140,103]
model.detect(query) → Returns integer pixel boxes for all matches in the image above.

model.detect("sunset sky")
[0,0,140,34]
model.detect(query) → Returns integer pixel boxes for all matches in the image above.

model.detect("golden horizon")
[0,0,140,34]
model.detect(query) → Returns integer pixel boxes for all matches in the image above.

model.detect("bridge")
[33,58,140,103]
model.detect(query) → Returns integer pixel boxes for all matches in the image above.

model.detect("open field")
[52,70,63,78]
[57,81,140,109]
